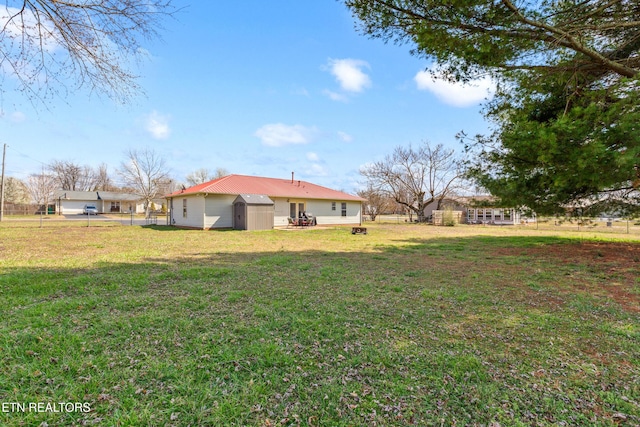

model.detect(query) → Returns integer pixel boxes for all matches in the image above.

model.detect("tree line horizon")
[1,1,638,218]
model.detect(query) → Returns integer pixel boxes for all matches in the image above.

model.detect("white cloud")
[0,7,61,83]
[306,152,320,161]
[308,163,328,176]
[292,86,309,97]
[327,58,371,93]
[414,68,495,107]
[10,111,26,123]
[0,7,59,53]
[337,131,353,143]
[254,123,318,147]
[1,110,27,123]
[323,89,349,103]
[144,110,171,140]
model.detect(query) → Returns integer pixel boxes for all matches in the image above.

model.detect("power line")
[6,145,48,167]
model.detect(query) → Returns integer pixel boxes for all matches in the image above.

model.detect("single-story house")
[424,196,534,225]
[165,174,366,230]
[54,190,146,214]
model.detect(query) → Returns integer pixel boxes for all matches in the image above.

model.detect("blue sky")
[1,1,494,193]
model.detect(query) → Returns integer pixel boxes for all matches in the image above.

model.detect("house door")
[289,202,306,218]
[234,202,246,229]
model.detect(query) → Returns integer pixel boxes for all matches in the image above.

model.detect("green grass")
[0,222,639,426]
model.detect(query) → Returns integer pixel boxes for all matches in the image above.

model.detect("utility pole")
[0,143,6,222]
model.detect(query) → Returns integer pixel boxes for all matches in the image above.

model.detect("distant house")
[165,174,365,230]
[424,196,534,225]
[55,190,145,214]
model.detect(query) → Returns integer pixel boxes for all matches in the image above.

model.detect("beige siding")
[272,198,361,226]
[273,198,291,227]
[308,200,361,225]
[172,195,361,229]
[172,195,205,228]
[204,194,235,229]
[98,200,119,213]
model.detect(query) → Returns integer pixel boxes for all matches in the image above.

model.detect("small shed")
[233,194,274,230]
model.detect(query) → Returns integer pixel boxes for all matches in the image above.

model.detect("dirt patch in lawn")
[497,242,640,313]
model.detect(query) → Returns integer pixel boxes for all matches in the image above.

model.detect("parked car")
[83,204,98,215]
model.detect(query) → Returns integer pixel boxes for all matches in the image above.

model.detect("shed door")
[234,202,246,230]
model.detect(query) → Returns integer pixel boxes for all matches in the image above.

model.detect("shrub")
[443,208,456,226]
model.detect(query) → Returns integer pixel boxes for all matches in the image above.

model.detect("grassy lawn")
[0,222,638,426]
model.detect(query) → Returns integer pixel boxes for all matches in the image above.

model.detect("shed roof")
[234,194,274,205]
[167,174,365,202]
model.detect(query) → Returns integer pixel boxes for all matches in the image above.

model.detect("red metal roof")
[167,174,365,201]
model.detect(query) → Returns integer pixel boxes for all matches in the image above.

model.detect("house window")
[467,209,475,222]
[182,199,187,218]
[331,202,336,211]
[110,201,120,212]
[341,202,347,217]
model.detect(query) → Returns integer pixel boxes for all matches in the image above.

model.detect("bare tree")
[155,178,176,199]
[360,141,462,222]
[25,173,57,213]
[0,1,177,104]
[48,160,120,191]
[185,168,213,187]
[48,160,96,191]
[93,163,117,191]
[215,167,229,180]
[118,148,170,216]
[185,167,229,187]
[357,186,390,221]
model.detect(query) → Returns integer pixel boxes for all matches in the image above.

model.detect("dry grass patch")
[494,241,640,313]
[1,222,639,426]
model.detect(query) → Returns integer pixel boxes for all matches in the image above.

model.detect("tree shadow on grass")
[1,234,639,426]
[3,234,638,314]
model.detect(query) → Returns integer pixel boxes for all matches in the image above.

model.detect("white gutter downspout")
[203,193,208,230]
